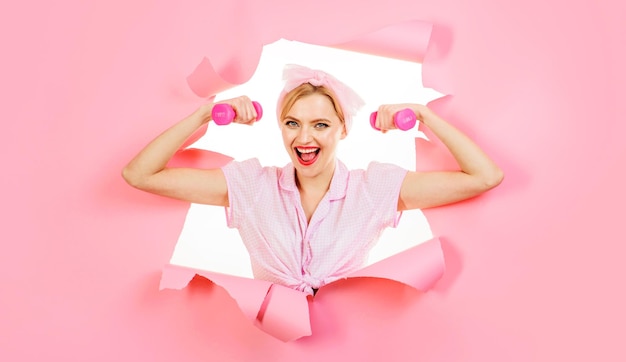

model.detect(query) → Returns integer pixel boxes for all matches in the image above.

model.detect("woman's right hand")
[207,96,259,125]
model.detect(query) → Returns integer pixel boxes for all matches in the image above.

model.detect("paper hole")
[169,39,441,279]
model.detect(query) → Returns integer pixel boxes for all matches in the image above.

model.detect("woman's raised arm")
[374,103,504,211]
[122,96,258,206]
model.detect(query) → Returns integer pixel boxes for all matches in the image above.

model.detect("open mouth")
[295,147,320,166]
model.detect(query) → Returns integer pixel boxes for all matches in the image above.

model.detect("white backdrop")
[169,39,442,277]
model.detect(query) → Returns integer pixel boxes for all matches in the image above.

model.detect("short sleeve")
[220,158,267,229]
[364,162,408,228]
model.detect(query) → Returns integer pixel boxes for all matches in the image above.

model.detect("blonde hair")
[279,83,345,124]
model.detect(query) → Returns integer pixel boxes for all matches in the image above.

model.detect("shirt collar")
[278,160,348,201]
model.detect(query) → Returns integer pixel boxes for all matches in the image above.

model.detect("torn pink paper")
[348,237,444,291]
[160,237,443,342]
[160,264,272,322]
[255,284,312,342]
[162,19,444,342]
[186,57,239,98]
[185,20,433,98]
[331,19,432,63]
[159,265,312,342]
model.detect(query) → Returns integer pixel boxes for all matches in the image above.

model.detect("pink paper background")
[2,0,624,361]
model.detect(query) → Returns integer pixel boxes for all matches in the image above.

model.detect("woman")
[123,64,503,295]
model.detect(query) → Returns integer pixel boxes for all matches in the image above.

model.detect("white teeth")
[296,148,318,153]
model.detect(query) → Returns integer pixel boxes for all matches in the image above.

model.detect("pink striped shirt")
[221,158,408,295]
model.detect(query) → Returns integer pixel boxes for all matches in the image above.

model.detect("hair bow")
[277,64,365,133]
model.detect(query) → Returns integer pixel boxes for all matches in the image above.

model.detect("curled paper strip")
[160,237,444,342]
[331,19,432,63]
[163,19,444,341]
[347,236,445,290]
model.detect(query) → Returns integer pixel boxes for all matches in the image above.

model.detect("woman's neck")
[295,163,336,196]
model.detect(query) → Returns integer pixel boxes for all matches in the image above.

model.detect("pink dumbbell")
[212,101,263,125]
[370,108,417,131]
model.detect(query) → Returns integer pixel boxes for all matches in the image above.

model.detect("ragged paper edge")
[185,19,433,98]
[160,237,444,341]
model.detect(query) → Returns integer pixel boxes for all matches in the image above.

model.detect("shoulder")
[221,158,283,189]
[347,161,407,201]
[222,158,280,176]
[366,161,407,174]
[348,161,408,182]
[222,158,262,172]
[342,161,407,223]
[342,160,407,196]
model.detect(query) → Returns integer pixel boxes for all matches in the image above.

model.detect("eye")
[284,120,299,128]
[314,123,329,129]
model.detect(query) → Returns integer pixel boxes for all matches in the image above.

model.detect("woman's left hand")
[374,103,430,133]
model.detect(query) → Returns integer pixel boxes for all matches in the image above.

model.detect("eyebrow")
[284,116,333,124]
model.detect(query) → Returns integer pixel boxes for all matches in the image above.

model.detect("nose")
[296,126,312,143]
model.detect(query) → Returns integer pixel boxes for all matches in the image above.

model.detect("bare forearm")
[122,104,213,185]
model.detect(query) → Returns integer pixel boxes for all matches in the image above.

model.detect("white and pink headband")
[276,64,365,133]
